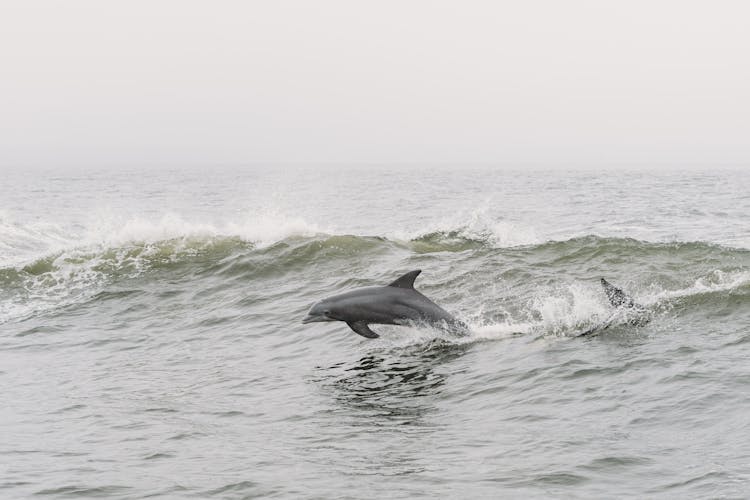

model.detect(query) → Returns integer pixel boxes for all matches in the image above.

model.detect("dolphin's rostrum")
[302,270,468,339]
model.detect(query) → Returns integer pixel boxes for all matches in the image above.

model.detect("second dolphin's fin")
[347,321,380,339]
[600,278,635,308]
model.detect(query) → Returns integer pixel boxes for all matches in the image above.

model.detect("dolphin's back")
[401,288,462,323]
[388,287,469,333]
[348,274,468,333]
[338,286,459,326]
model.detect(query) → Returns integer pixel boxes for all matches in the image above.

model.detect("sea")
[1,166,749,499]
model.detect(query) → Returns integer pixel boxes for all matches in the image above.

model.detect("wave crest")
[1,209,748,327]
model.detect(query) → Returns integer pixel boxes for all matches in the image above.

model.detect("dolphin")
[580,278,650,336]
[600,278,638,309]
[302,269,468,339]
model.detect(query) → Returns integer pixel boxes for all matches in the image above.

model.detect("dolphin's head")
[302,299,340,324]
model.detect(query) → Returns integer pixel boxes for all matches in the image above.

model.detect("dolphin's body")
[302,270,468,339]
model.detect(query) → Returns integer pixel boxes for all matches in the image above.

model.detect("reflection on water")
[304,341,473,478]
[316,340,471,424]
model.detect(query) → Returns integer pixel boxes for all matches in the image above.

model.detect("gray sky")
[1,1,748,167]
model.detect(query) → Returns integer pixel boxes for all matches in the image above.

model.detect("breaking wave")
[2,210,747,334]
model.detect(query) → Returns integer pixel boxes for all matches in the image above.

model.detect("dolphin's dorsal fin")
[600,278,635,308]
[388,270,421,289]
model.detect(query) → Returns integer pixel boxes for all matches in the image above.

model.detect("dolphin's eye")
[323,310,331,315]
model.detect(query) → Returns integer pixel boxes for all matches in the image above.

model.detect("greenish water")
[1,167,749,498]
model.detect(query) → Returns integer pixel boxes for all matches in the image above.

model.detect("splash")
[401,204,541,248]
[0,213,75,268]
[643,270,750,304]
[87,212,324,250]
[529,283,612,336]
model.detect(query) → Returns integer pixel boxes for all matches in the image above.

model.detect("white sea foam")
[0,204,542,273]
[469,321,535,340]
[390,204,541,248]
[83,211,326,249]
[0,210,326,324]
[0,214,76,268]
[644,269,750,304]
[529,283,610,335]
[0,211,326,268]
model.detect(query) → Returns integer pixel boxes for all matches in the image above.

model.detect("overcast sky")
[1,1,748,168]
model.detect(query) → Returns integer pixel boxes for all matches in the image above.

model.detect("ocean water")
[1,166,749,499]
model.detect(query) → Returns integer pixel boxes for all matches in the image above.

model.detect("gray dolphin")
[600,278,637,309]
[580,278,650,336]
[600,277,651,326]
[302,270,469,339]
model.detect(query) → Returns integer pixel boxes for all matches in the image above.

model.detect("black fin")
[600,278,635,308]
[388,270,421,289]
[347,321,380,339]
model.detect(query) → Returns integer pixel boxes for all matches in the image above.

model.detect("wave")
[0,208,540,267]
[4,232,747,290]
[398,205,541,249]
[0,211,324,265]
[1,211,748,327]
[4,206,750,269]
[3,211,747,269]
